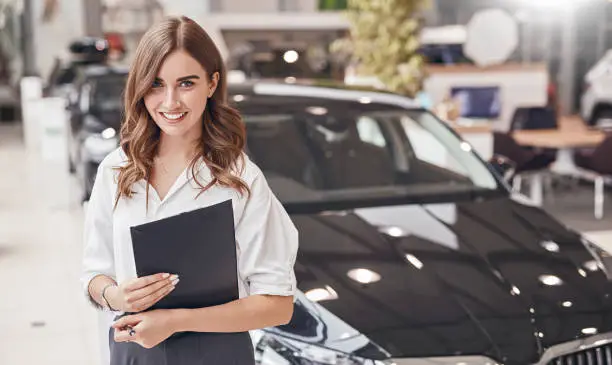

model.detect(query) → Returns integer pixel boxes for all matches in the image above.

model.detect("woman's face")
[144,49,218,139]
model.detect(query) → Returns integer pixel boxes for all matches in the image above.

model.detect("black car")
[223,82,612,365]
[87,81,612,365]
[66,64,126,200]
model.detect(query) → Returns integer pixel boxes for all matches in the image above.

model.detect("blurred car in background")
[67,64,126,201]
[227,82,612,365]
[44,37,110,102]
[581,49,612,130]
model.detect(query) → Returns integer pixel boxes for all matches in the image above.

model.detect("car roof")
[228,80,421,110]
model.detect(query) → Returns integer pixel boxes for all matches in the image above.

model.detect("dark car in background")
[66,64,126,200]
[224,82,612,365]
[45,37,111,101]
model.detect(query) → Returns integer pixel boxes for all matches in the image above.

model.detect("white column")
[558,5,577,115]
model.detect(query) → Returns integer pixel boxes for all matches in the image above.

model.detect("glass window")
[356,116,386,148]
[239,96,500,208]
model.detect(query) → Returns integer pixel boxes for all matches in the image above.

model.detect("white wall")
[32,0,86,79]
[157,0,210,17]
[219,0,279,13]
[423,64,549,131]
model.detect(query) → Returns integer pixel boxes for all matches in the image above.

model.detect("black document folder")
[130,199,238,311]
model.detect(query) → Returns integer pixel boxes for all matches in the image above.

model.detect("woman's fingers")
[130,281,177,312]
[125,273,171,291]
[112,314,140,329]
[114,326,138,343]
[126,276,176,305]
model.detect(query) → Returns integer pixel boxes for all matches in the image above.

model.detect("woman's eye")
[151,80,163,88]
[180,80,194,88]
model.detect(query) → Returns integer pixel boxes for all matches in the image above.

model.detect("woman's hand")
[112,309,177,348]
[107,273,179,313]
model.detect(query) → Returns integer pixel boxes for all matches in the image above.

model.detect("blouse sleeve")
[80,162,116,306]
[235,170,299,297]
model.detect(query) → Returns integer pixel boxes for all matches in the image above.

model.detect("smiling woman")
[116,16,249,205]
[81,15,298,365]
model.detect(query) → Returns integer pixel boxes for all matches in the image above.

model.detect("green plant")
[319,0,348,10]
[334,0,430,97]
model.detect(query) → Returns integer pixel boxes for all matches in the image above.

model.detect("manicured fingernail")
[162,273,170,278]
[172,278,180,286]
[170,274,178,281]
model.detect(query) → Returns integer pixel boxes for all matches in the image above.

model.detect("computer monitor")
[450,86,501,119]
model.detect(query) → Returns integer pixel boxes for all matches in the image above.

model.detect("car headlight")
[257,333,392,365]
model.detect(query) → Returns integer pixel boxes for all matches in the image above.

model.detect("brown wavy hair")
[115,16,249,207]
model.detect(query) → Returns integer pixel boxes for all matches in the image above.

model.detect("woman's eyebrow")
[177,75,200,82]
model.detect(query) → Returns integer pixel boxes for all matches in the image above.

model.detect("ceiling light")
[541,241,560,253]
[529,307,535,314]
[537,332,544,338]
[562,301,573,308]
[511,286,521,296]
[101,127,116,139]
[405,254,424,270]
[233,94,245,102]
[359,97,372,104]
[283,50,299,63]
[305,286,338,302]
[460,142,472,152]
[539,274,563,286]
[578,268,588,277]
[582,327,598,335]
[584,260,600,272]
[347,268,381,284]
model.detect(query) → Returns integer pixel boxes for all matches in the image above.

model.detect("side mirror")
[489,154,516,182]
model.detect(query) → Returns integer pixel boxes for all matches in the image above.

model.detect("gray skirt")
[108,327,256,365]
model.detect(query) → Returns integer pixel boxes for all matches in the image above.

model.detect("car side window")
[399,115,469,176]
[356,116,387,148]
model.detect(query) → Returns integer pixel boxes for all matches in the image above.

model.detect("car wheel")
[592,107,612,130]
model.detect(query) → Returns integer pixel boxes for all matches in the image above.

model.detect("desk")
[512,128,605,175]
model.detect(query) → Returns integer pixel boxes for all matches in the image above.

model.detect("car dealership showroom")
[2,1,612,365]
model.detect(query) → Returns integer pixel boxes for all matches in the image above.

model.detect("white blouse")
[80,148,299,311]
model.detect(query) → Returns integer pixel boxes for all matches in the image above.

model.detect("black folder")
[130,199,238,311]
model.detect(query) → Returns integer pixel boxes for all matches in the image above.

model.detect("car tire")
[591,106,612,130]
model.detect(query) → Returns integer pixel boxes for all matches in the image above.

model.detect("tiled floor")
[1,120,611,365]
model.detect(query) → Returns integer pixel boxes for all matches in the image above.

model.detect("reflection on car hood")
[278,196,612,365]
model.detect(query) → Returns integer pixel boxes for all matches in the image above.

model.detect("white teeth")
[162,112,185,120]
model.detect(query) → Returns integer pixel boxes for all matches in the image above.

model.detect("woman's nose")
[162,89,180,109]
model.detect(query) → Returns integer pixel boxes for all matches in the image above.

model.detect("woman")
[81,16,298,364]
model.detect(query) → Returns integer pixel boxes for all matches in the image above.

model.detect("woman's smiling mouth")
[160,112,188,122]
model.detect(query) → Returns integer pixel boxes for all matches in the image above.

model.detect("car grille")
[549,344,612,365]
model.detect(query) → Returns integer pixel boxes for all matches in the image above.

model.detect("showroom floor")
[1,121,611,365]
[0,123,101,365]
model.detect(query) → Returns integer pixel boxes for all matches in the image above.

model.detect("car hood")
[278,195,612,364]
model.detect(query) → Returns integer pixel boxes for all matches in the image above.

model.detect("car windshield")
[91,74,126,111]
[236,95,501,211]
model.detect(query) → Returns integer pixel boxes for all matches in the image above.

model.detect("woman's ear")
[209,72,220,98]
